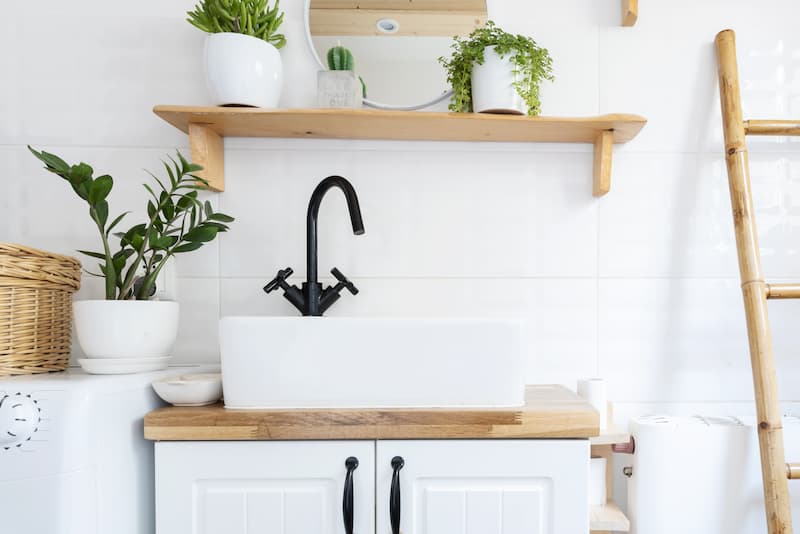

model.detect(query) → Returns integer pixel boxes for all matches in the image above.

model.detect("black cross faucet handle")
[331,267,358,295]
[264,267,294,294]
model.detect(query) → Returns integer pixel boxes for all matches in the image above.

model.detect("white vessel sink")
[219,317,524,409]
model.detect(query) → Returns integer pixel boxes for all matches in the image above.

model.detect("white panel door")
[376,440,588,534]
[156,441,375,534]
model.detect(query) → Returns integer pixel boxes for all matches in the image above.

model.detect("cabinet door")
[156,441,375,534]
[376,440,588,534]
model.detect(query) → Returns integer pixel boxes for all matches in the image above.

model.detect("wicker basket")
[0,244,81,376]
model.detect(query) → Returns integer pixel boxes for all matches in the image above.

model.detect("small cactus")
[327,45,354,71]
[326,45,367,98]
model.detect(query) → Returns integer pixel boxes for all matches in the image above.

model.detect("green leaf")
[162,196,175,220]
[72,181,90,201]
[77,250,107,260]
[68,163,93,186]
[163,160,177,188]
[173,241,204,254]
[209,213,235,223]
[152,235,178,250]
[203,221,229,232]
[183,225,219,243]
[119,223,147,247]
[89,174,113,203]
[142,183,159,202]
[131,233,145,250]
[93,201,109,227]
[147,200,157,220]
[106,211,130,235]
[28,146,69,174]
[204,200,213,218]
[113,248,135,260]
[148,226,158,248]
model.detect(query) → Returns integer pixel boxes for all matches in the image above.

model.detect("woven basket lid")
[0,243,81,292]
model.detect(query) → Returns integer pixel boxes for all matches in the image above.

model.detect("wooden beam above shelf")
[153,106,646,195]
[622,0,638,26]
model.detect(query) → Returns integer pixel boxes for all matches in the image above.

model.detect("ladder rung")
[766,284,800,299]
[788,463,800,479]
[745,120,800,136]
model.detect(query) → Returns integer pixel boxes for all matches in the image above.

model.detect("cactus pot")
[204,32,282,108]
[471,45,527,115]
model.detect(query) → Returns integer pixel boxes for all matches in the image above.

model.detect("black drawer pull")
[343,457,358,534]
[390,456,404,534]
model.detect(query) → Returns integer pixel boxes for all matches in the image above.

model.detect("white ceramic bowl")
[73,300,179,359]
[152,373,223,407]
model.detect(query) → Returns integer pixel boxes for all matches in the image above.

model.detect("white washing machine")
[0,366,215,534]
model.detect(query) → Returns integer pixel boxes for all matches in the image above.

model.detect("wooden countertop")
[144,385,599,441]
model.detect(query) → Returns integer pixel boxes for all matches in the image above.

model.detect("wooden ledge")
[153,106,647,196]
[144,384,600,441]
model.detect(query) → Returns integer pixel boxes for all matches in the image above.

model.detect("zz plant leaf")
[438,21,554,116]
[28,146,235,301]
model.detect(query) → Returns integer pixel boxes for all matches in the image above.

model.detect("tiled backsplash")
[4,0,800,417]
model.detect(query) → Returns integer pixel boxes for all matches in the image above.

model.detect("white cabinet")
[155,441,375,534]
[376,440,589,534]
[156,439,588,534]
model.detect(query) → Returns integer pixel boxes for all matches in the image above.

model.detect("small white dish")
[78,357,170,375]
[152,373,223,406]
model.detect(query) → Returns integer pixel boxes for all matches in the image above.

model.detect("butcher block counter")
[144,384,599,441]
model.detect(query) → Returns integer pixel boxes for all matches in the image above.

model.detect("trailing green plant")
[326,45,367,98]
[187,0,286,49]
[438,21,554,116]
[28,147,235,301]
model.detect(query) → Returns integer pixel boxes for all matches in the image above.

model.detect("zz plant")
[187,0,286,49]
[29,147,234,301]
[439,21,554,116]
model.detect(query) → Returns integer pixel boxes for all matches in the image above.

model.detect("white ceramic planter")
[73,300,179,359]
[204,32,282,108]
[471,45,527,115]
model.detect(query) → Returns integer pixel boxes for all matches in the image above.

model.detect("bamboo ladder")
[715,29,800,534]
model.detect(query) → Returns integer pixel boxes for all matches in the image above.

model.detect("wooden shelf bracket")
[188,123,224,192]
[593,130,614,197]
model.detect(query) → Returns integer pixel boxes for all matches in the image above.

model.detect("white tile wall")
[4,0,800,432]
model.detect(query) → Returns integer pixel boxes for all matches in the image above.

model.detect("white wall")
[5,0,800,459]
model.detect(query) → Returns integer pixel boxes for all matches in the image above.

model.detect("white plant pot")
[73,300,179,359]
[471,45,527,115]
[204,32,282,108]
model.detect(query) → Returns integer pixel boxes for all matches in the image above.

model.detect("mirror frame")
[303,0,454,111]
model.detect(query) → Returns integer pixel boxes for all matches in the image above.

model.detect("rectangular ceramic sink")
[219,317,524,409]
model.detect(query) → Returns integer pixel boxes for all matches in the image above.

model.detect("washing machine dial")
[0,393,40,448]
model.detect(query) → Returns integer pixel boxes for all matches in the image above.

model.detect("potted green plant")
[187,0,286,107]
[28,147,234,366]
[439,21,554,116]
[317,45,367,108]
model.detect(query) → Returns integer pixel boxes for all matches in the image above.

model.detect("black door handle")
[343,457,358,534]
[390,456,404,534]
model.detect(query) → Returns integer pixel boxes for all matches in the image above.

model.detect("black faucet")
[264,175,364,316]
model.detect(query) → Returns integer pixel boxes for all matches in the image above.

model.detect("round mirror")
[304,0,488,110]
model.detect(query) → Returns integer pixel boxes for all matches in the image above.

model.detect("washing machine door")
[0,387,96,534]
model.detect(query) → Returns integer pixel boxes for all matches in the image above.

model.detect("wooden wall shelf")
[153,106,646,195]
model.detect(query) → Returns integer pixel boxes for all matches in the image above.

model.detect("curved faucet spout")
[307,175,364,236]
[305,176,364,315]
